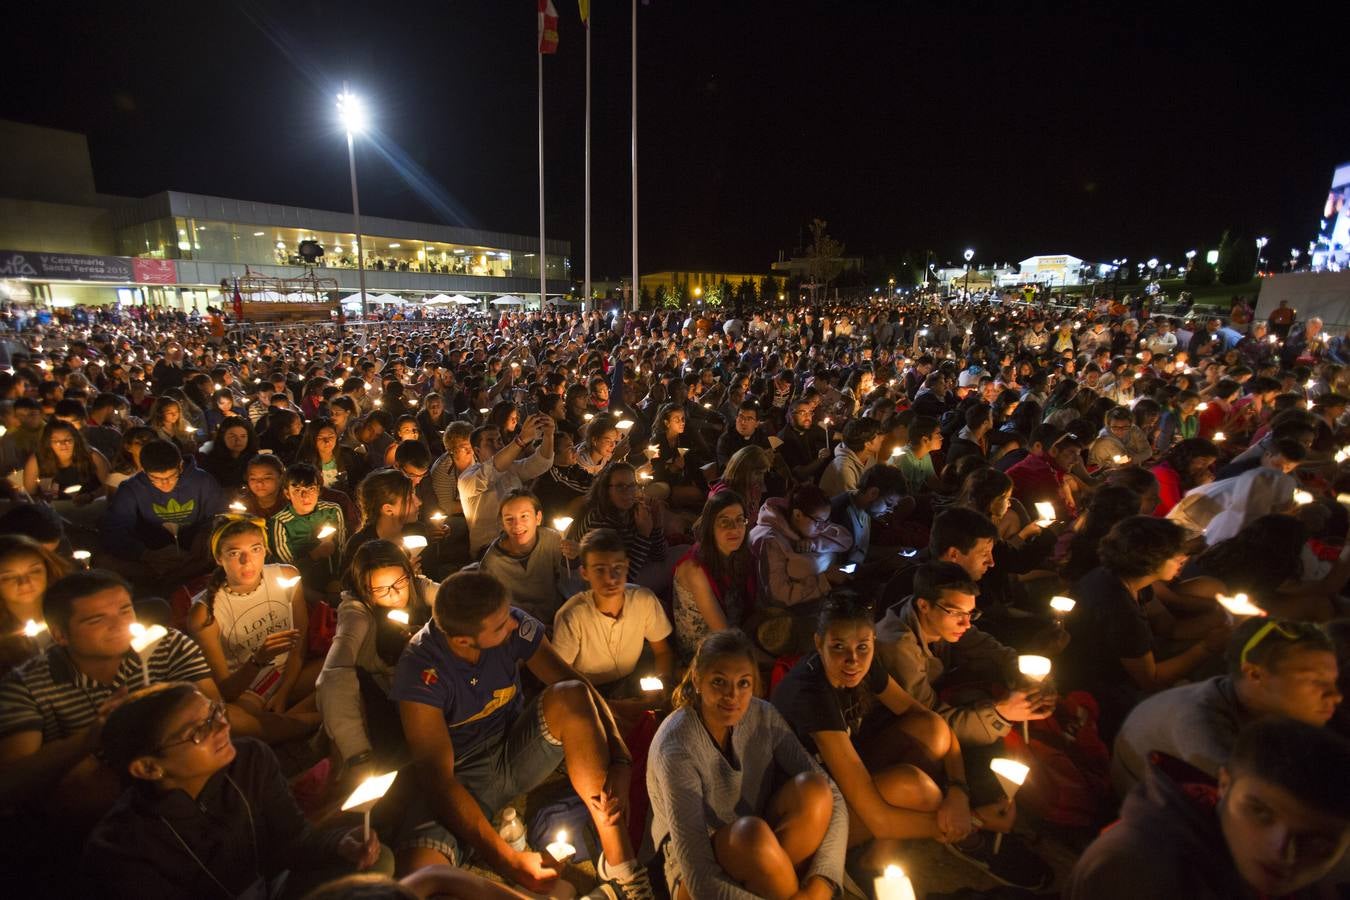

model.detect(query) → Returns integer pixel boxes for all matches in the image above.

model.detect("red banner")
[131,257,177,284]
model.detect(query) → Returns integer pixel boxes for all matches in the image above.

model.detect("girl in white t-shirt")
[187,516,320,743]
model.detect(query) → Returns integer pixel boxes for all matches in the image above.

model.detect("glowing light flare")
[1216,592,1265,617]
[1049,596,1076,614]
[1018,654,1052,682]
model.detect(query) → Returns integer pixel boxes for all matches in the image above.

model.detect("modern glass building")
[0,120,571,312]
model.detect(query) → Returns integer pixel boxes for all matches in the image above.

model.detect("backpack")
[1002,690,1113,829]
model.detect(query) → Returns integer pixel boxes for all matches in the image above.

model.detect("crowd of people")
[1,290,1349,899]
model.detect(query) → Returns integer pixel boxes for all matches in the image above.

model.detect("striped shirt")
[0,629,212,743]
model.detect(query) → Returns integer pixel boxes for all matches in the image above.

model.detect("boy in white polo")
[552,528,675,725]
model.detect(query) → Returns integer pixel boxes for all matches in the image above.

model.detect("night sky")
[5,2,1347,276]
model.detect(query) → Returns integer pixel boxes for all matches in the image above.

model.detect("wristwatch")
[346,750,372,768]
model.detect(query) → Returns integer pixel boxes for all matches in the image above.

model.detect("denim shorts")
[382,694,564,863]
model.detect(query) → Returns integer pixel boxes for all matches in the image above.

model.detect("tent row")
[334,293,582,309]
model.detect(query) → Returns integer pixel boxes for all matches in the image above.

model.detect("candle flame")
[387,609,410,625]
[23,619,46,638]
[341,771,397,811]
[1018,654,1052,680]
[990,757,1030,786]
[316,525,337,540]
[1049,596,1076,613]
[1216,592,1265,617]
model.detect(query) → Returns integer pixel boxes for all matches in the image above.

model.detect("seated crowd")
[1,294,1350,899]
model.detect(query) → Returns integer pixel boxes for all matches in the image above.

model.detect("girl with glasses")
[187,517,320,745]
[673,491,756,661]
[86,682,385,898]
[318,539,435,782]
[23,419,110,502]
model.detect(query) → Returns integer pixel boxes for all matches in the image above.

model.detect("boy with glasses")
[269,463,346,596]
[874,562,1053,882]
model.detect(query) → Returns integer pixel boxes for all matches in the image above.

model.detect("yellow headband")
[210,514,267,559]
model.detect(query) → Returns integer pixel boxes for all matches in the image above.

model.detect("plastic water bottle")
[498,806,527,853]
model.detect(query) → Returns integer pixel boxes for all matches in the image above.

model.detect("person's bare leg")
[540,680,635,870]
[713,816,798,900]
[860,711,951,780]
[227,696,318,744]
[847,764,943,846]
[767,771,833,867]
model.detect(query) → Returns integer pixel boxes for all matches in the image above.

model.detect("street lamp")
[338,86,369,328]
[1291,248,1301,271]
[963,248,974,298]
[1256,236,1269,270]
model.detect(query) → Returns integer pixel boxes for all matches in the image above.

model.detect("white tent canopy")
[423,294,455,305]
[451,295,480,305]
[339,293,369,305]
[491,295,525,306]
[372,293,404,305]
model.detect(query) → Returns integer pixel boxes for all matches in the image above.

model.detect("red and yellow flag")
[538,0,559,54]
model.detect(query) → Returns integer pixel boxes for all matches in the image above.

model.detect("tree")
[663,284,686,309]
[1184,261,1216,286]
[804,218,846,302]
[652,284,667,308]
[735,278,756,308]
[639,286,652,309]
[1216,229,1256,285]
[759,275,779,305]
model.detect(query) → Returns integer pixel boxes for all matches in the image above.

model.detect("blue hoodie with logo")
[104,462,227,559]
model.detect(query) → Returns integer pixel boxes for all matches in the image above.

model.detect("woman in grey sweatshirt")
[316,539,436,772]
[647,630,847,899]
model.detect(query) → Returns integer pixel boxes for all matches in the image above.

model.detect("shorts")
[382,694,564,863]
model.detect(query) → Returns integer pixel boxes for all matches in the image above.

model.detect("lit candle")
[677,447,689,458]
[1111,454,1129,465]
[768,436,784,450]
[1196,401,1208,411]
[583,413,595,421]
[640,675,664,693]
[479,407,490,415]
[387,608,410,626]
[616,419,634,431]
[890,445,903,457]
[316,524,337,540]
[279,575,302,589]
[645,444,660,459]
[552,516,573,534]
[1034,501,1056,527]
[1336,448,1350,464]
[873,864,917,900]
[429,512,447,524]
[1049,595,1075,615]
[63,484,82,495]
[1293,489,1314,505]
[839,562,857,575]
[72,549,92,568]
[988,757,1031,855]
[1017,655,1052,742]
[1212,431,1226,442]
[341,771,398,841]
[1216,592,1265,617]
[545,828,576,865]
[129,622,169,686]
[23,619,46,638]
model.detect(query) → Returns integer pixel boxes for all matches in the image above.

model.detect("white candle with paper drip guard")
[890,444,903,459]
[545,827,576,865]
[988,758,1031,855]
[401,535,428,560]
[429,512,447,525]
[1017,655,1052,743]
[1033,501,1056,528]
[341,770,397,841]
[1293,490,1314,506]
[583,413,595,422]
[23,619,47,638]
[1049,595,1075,623]
[873,864,917,900]
[1196,401,1208,412]
[640,675,664,693]
[553,517,574,576]
[129,622,168,687]
[316,524,337,541]
[644,444,660,460]
[615,419,634,432]
[72,549,91,569]
[278,574,303,590]
[768,435,784,451]
[229,501,248,513]
[1216,592,1266,617]
[62,484,82,496]
[1212,431,1226,443]
[387,608,411,628]
[1336,448,1350,464]
[1111,454,1129,466]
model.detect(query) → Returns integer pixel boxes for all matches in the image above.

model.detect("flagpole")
[538,45,547,313]
[630,0,638,312]
[583,8,592,314]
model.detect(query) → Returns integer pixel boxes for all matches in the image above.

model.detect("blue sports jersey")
[391,607,545,756]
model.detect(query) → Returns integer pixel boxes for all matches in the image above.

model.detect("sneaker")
[585,870,655,900]
[943,831,1053,891]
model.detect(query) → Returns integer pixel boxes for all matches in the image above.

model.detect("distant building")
[1007,254,1087,287]
[639,270,770,302]
[0,120,570,311]
[770,254,864,280]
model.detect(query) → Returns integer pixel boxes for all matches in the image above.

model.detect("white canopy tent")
[423,294,456,305]
[372,293,405,305]
[339,293,369,306]
[491,295,526,306]
[452,295,480,305]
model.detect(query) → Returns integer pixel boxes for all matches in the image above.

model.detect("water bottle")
[498,806,527,853]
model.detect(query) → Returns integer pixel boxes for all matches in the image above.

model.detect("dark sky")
[5,2,1347,276]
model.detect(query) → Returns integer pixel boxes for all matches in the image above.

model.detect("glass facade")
[115,216,568,281]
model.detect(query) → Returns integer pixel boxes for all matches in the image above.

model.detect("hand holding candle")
[1017,655,1052,742]
[341,771,397,841]
[545,828,576,865]
[1033,501,1056,527]
[988,758,1031,854]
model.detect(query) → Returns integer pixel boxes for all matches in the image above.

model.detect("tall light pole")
[1256,235,1269,272]
[338,86,368,331]
[963,247,974,299]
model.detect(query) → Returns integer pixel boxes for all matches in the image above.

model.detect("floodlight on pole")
[963,248,974,298]
[338,83,369,332]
